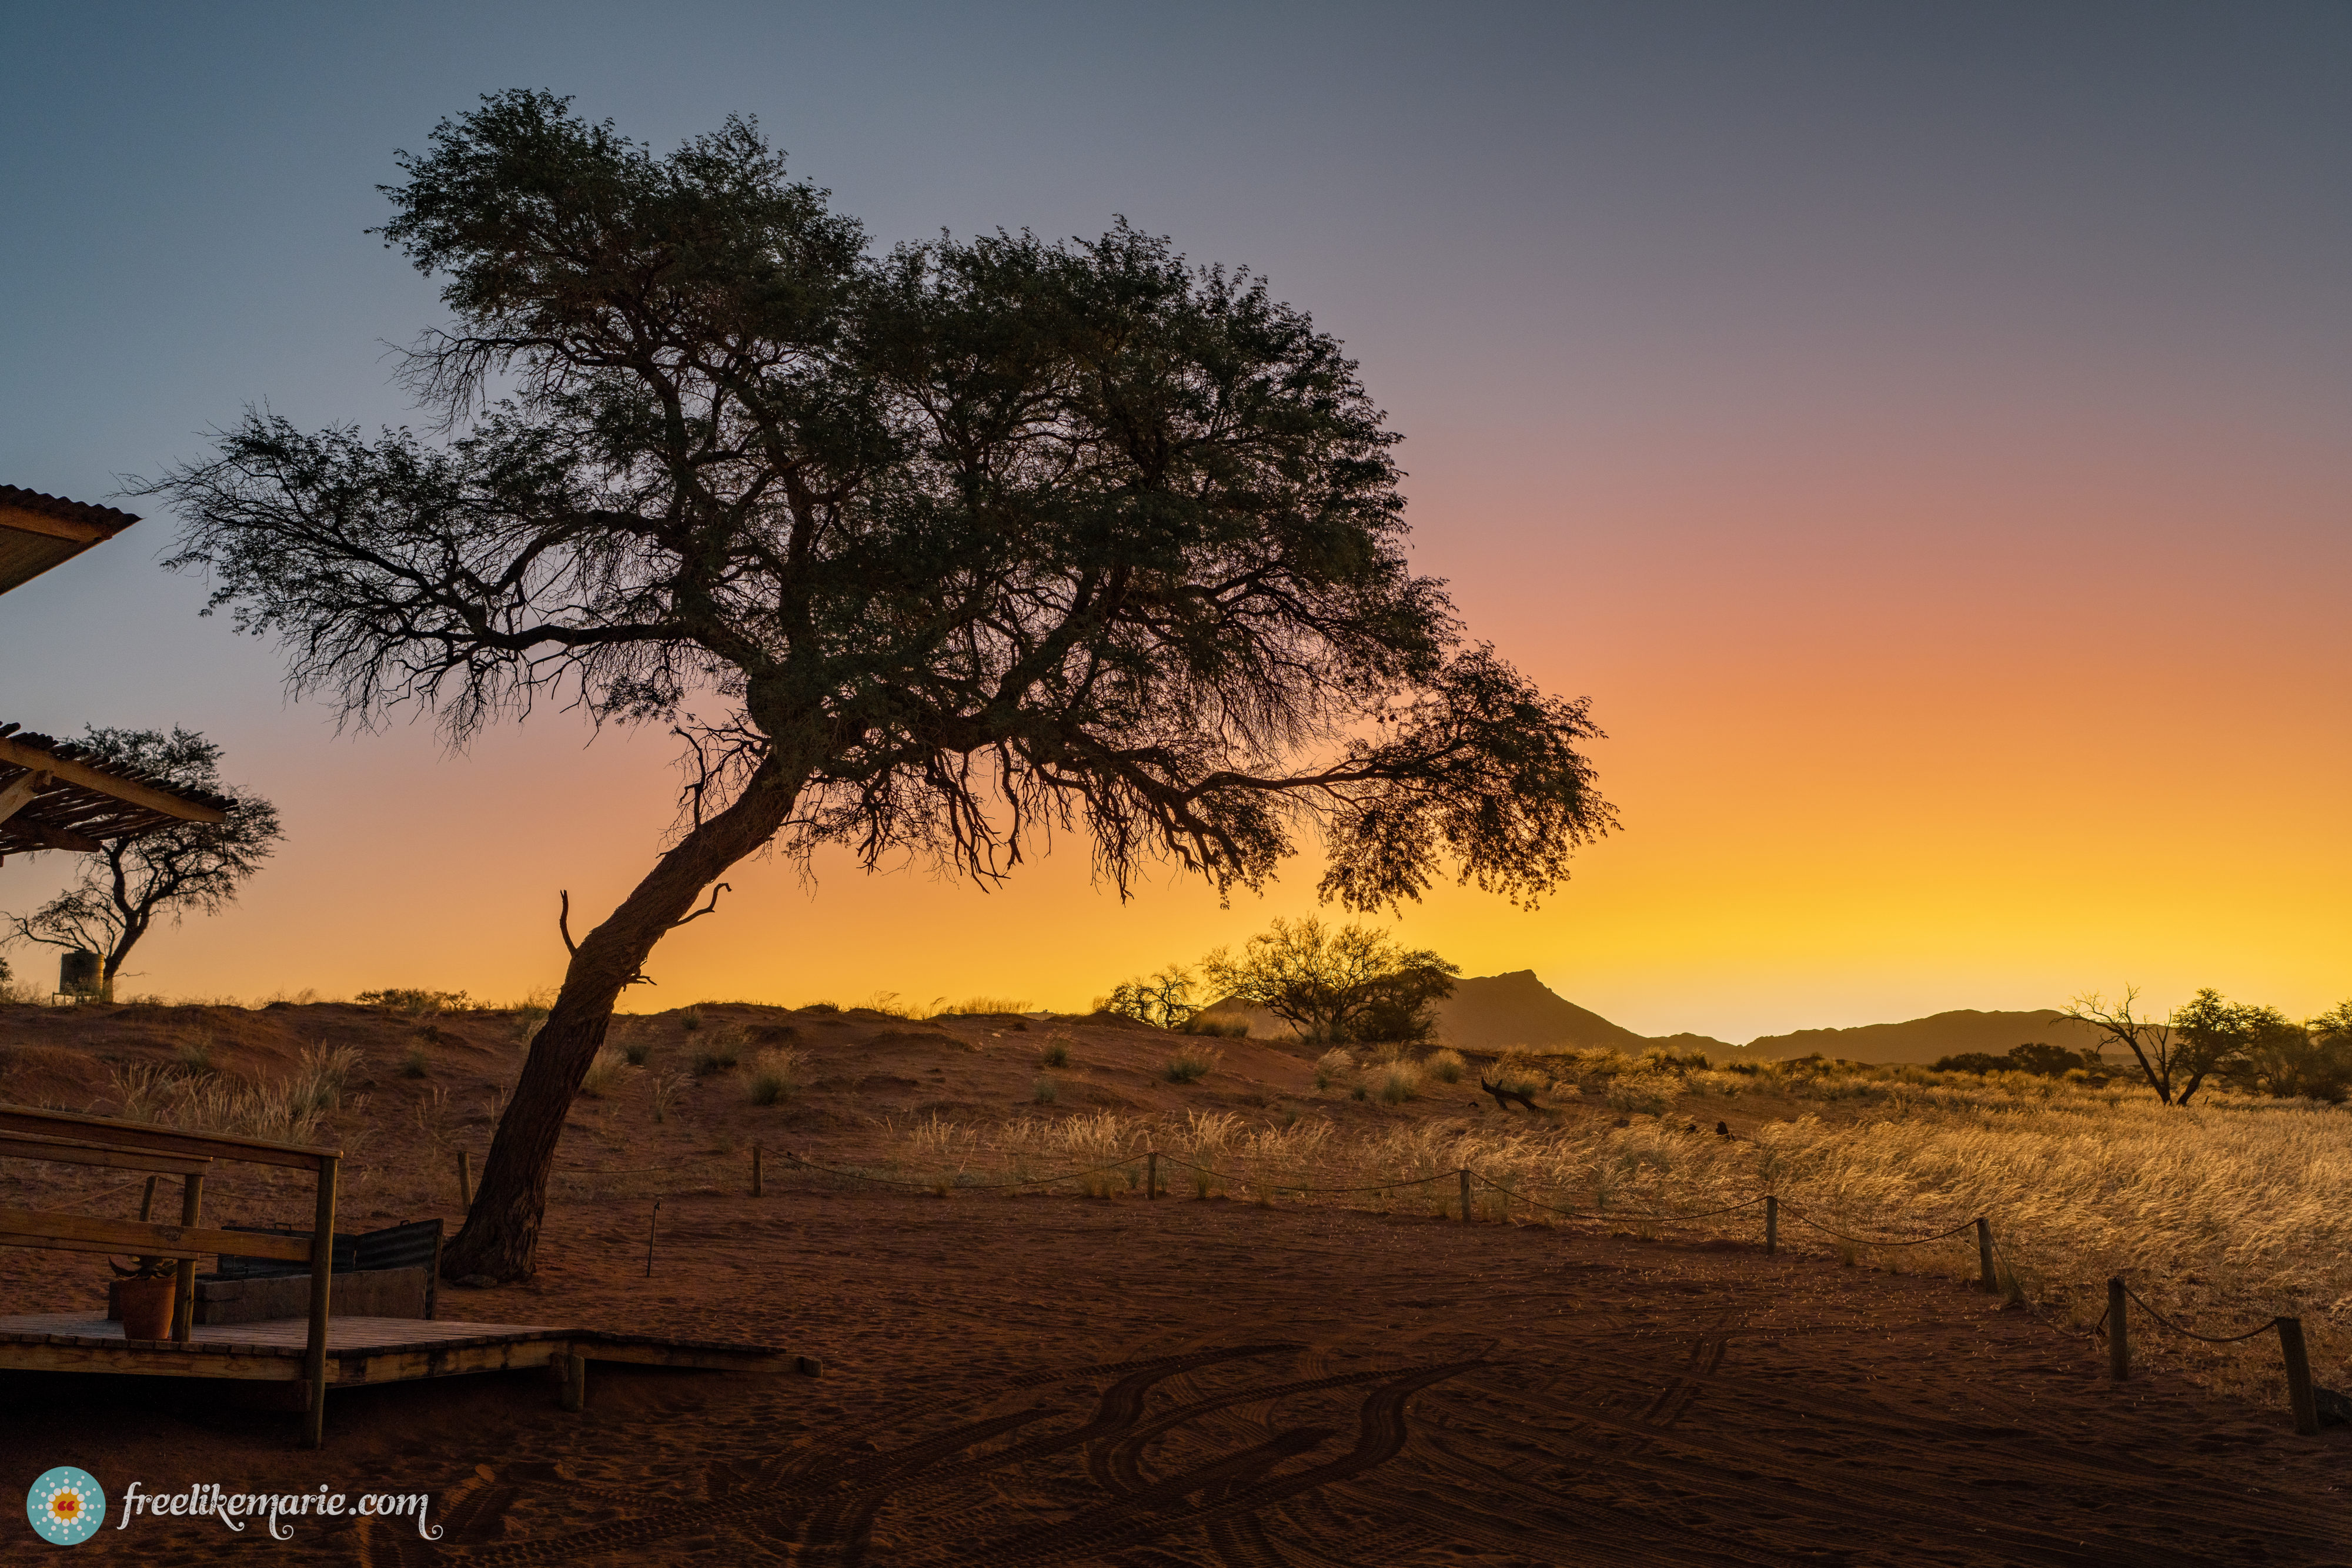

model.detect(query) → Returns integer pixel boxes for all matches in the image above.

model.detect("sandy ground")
[4,1189,2347,1566]
[2,1002,2348,1563]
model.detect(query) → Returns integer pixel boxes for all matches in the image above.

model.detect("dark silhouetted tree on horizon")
[144,92,1615,1282]
[2,728,282,1001]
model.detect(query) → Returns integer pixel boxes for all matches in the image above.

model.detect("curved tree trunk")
[440,753,810,1282]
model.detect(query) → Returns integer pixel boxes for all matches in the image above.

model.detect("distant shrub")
[1040,1039,1071,1069]
[746,1047,805,1105]
[1179,1013,1249,1038]
[943,996,1032,1016]
[1033,1076,1060,1104]
[621,1039,651,1066]
[1314,1048,1355,1092]
[175,1038,214,1075]
[1645,1047,1712,1071]
[1424,1048,1466,1084]
[1377,1062,1422,1104]
[1165,1047,1218,1084]
[579,1047,627,1098]
[801,1001,840,1015]
[1935,1043,2100,1078]
[357,988,473,1015]
[400,1044,429,1078]
[680,1006,702,1032]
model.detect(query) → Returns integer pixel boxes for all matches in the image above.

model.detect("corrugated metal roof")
[0,486,142,597]
[0,486,141,533]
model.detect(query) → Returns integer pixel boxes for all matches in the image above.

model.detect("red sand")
[2,1002,2347,1563]
[4,1191,2347,1565]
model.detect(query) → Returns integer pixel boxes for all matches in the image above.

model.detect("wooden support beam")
[0,769,47,828]
[19,821,101,852]
[172,1173,204,1343]
[0,1135,213,1176]
[0,1106,335,1171]
[0,1207,315,1263]
[303,1155,338,1448]
[0,737,226,825]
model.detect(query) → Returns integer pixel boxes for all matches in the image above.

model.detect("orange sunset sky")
[2,5,2346,1041]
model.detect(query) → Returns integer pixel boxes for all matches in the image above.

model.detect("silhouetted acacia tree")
[1204,917,1460,1044]
[2,728,282,1001]
[146,92,1614,1282]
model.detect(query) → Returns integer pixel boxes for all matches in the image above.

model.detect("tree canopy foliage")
[143,92,1613,1280]
[2,728,280,1001]
[2062,987,2352,1105]
[1202,916,1460,1045]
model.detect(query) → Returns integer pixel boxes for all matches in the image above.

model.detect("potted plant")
[110,1256,178,1340]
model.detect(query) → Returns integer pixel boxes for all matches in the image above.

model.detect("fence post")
[1459,1168,1472,1224]
[752,1142,763,1198]
[646,1199,660,1279]
[1765,1195,1778,1256]
[457,1149,473,1208]
[2277,1316,2320,1436]
[1975,1216,1996,1293]
[1147,1151,1159,1200]
[2107,1278,2129,1382]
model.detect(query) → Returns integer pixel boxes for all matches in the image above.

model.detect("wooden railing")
[0,1105,342,1447]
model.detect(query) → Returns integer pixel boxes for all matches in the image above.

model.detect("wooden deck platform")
[0,1313,813,1392]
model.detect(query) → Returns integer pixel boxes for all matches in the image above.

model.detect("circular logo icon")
[26,1468,105,1546]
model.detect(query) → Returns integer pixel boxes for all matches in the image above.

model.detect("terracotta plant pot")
[115,1275,176,1340]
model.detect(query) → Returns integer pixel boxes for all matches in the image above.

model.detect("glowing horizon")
[3,5,2346,1042]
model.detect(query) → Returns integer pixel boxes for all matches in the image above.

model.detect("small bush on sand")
[746,1047,806,1105]
[175,1037,214,1074]
[1378,1062,1422,1104]
[691,1028,743,1076]
[356,987,473,1015]
[680,1006,702,1032]
[1425,1047,1466,1084]
[1314,1048,1355,1091]
[1040,1039,1071,1069]
[649,1069,686,1123]
[579,1047,626,1098]
[1165,1046,1218,1084]
[1033,1076,1060,1104]
[946,995,1032,1016]
[400,1044,429,1078]
[622,1038,651,1066]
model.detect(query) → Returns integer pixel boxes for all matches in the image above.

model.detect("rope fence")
[387,1135,2351,1437]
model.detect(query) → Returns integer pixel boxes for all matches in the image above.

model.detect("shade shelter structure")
[1,487,234,867]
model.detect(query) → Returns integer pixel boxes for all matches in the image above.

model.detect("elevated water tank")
[59,949,100,997]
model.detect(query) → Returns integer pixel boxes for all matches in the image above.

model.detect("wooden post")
[457,1148,472,1208]
[1975,1216,1996,1293]
[1765,1195,1778,1256]
[1459,1168,1473,1224]
[138,1175,158,1221]
[2107,1278,2129,1383]
[1147,1151,1159,1199]
[2278,1316,2320,1436]
[645,1199,660,1278]
[171,1171,204,1342]
[560,1350,588,1413]
[303,1154,339,1449]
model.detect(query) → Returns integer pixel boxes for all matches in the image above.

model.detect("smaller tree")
[2217,1001,2352,1104]
[1100,965,1200,1030]
[1203,917,1458,1044]
[2059,988,2203,1104]
[2,728,282,1001]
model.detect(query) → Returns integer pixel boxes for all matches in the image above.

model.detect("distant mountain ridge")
[1205,970,2096,1066]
